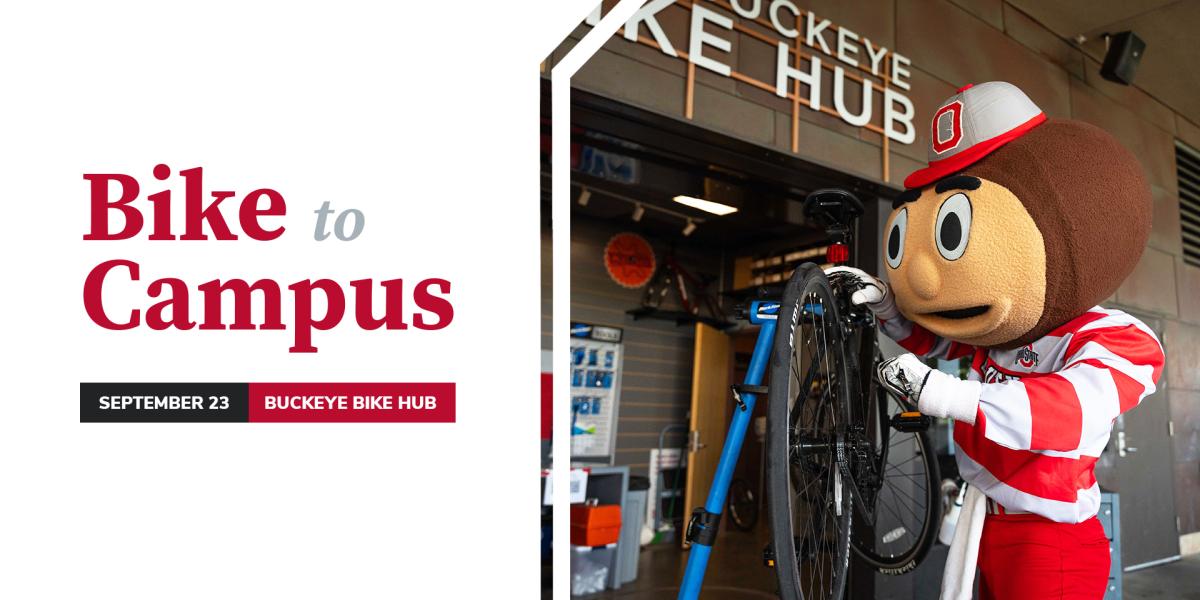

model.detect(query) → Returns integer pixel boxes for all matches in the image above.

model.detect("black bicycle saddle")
[803,188,863,227]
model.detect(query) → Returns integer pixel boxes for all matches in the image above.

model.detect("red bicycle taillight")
[826,243,849,264]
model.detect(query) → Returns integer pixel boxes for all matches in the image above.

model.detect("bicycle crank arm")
[890,411,932,433]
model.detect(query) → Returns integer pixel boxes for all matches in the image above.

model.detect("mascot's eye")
[885,208,907,269]
[935,192,972,261]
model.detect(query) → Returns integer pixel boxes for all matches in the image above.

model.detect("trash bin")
[571,545,615,595]
[619,476,650,584]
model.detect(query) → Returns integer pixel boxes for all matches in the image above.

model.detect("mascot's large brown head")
[884,82,1151,349]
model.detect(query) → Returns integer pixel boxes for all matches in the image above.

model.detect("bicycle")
[640,252,725,325]
[677,189,941,600]
[726,477,759,531]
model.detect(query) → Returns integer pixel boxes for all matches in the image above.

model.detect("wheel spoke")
[882,469,927,491]
[881,477,926,514]
[884,453,921,469]
[885,482,925,526]
[876,493,914,545]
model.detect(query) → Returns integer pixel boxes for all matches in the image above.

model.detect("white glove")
[877,354,980,424]
[824,266,899,320]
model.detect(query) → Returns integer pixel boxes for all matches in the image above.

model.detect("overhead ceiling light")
[673,195,737,216]
[682,219,697,237]
[631,203,645,222]
[577,187,591,206]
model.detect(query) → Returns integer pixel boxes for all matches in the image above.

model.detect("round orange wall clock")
[604,232,656,289]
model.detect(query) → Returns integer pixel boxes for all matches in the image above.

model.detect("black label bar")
[80,382,249,423]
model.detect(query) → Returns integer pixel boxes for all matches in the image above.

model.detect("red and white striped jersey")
[880,306,1165,523]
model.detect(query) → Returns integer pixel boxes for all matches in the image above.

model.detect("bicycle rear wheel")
[727,477,760,531]
[767,264,853,600]
[849,378,940,574]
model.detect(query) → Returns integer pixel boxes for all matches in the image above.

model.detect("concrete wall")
[551,0,1200,537]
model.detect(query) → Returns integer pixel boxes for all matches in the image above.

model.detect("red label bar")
[248,383,455,423]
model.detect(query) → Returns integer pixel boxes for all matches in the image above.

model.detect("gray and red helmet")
[904,81,1046,190]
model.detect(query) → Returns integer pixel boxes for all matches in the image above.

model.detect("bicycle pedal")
[891,411,932,433]
[762,543,775,568]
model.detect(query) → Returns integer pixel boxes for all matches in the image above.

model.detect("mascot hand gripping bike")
[829,81,1165,600]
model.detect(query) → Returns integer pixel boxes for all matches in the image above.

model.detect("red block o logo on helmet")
[932,101,964,155]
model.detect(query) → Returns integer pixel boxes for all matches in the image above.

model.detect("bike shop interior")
[542,81,961,599]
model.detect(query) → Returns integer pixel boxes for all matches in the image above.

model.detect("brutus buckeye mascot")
[829,82,1165,600]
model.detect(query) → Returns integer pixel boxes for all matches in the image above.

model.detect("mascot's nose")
[907,254,942,300]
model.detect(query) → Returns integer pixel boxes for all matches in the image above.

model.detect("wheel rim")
[785,289,850,599]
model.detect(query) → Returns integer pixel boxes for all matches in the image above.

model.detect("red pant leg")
[977,513,1110,600]
[1058,517,1111,600]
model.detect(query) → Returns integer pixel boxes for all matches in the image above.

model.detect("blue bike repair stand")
[677,301,778,600]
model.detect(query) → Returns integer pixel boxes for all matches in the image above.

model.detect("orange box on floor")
[570,503,622,546]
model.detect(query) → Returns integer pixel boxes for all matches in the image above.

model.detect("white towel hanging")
[940,484,986,600]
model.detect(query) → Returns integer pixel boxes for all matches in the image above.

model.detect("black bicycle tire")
[767,263,852,600]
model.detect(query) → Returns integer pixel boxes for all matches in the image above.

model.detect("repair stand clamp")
[686,507,721,546]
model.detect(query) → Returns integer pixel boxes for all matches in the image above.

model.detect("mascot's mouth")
[926,305,991,320]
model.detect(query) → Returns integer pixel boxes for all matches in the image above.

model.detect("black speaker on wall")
[1100,31,1146,85]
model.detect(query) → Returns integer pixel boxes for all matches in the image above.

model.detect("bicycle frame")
[677,300,778,600]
